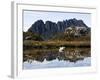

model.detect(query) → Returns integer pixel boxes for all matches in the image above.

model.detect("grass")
[23,40,90,49]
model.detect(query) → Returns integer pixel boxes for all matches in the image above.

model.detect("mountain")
[28,18,89,40]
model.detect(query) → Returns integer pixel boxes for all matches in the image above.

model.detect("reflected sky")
[23,57,91,69]
[23,48,91,69]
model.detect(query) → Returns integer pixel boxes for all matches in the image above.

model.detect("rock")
[28,18,89,40]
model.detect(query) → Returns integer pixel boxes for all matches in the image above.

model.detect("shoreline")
[23,40,91,49]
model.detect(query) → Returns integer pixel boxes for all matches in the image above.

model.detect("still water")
[23,48,91,69]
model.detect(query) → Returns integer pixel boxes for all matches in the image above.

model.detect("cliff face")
[28,18,89,39]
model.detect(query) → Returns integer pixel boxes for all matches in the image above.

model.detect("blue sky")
[23,10,91,32]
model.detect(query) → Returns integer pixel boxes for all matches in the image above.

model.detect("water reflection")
[23,48,90,69]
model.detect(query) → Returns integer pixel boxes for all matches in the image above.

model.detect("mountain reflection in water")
[23,48,91,69]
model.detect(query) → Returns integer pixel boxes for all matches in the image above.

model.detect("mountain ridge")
[27,18,90,39]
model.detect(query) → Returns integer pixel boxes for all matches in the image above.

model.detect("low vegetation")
[23,26,91,50]
[23,40,90,50]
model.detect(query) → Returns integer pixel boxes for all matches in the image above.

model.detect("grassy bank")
[23,40,90,49]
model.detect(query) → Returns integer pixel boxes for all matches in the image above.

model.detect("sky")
[23,10,91,32]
